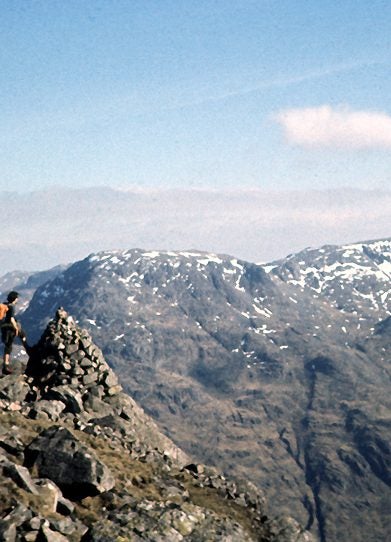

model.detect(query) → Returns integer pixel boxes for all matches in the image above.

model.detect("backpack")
[0,303,9,321]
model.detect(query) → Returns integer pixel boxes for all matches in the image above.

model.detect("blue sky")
[1,0,391,192]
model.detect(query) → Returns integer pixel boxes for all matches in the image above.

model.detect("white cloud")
[276,105,391,149]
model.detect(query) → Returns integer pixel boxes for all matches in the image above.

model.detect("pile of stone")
[26,308,122,403]
[19,309,187,465]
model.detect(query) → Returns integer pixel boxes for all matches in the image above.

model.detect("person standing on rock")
[1,291,29,375]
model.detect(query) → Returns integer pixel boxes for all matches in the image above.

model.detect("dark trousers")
[1,323,26,356]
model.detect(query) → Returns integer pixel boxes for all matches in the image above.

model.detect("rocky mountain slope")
[18,238,391,542]
[0,309,312,541]
[266,238,391,320]
[0,265,66,311]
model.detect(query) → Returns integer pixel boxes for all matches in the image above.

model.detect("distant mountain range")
[4,237,390,542]
[0,265,67,310]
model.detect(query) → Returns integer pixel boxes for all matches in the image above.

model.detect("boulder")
[0,430,25,458]
[39,523,69,542]
[24,426,115,498]
[44,386,83,414]
[0,504,32,540]
[265,515,315,542]
[0,521,16,542]
[0,375,30,403]
[28,400,66,421]
[34,479,62,513]
[0,456,39,495]
[47,516,88,538]
[56,494,75,516]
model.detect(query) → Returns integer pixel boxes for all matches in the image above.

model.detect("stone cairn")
[26,307,122,406]
[21,309,184,461]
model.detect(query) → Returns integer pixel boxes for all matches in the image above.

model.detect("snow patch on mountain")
[264,238,391,319]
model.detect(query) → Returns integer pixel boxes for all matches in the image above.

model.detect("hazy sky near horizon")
[1,187,390,273]
[1,0,391,192]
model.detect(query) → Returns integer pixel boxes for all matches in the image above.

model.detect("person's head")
[7,291,19,304]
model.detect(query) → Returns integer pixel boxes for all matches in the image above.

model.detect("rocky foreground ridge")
[0,310,313,541]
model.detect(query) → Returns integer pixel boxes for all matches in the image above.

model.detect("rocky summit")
[19,238,391,542]
[0,309,313,541]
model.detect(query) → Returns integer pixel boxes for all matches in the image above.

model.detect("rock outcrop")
[0,310,313,541]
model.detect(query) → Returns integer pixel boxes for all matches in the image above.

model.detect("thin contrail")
[166,59,387,111]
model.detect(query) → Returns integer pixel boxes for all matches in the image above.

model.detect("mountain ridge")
[266,238,391,320]
[9,237,391,541]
